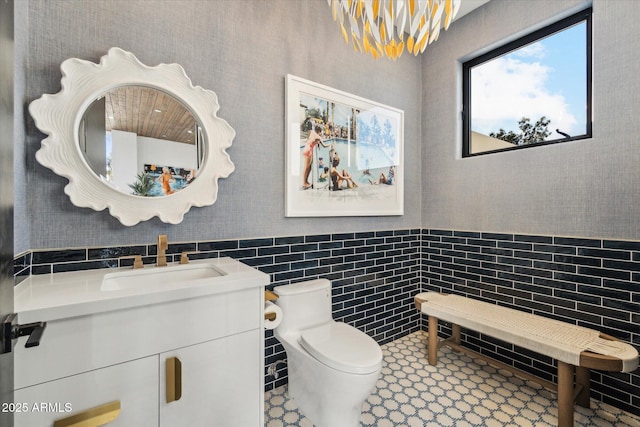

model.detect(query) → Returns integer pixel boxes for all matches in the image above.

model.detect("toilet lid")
[299,322,382,374]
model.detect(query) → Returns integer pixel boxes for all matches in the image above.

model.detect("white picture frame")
[285,75,404,217]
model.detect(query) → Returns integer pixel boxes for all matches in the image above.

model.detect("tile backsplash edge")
[13,229,422,279]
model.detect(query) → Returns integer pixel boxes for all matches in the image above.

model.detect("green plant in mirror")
[129,172,154,197]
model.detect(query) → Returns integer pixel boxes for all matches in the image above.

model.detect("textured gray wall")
[13,3,27,256]
[421,0,640,240]
[15,0,422,252]
[17,0,640,252]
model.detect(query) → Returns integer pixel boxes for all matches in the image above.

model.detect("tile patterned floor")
[265,331,640,426]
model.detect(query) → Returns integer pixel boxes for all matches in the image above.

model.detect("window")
[462,8,592,157]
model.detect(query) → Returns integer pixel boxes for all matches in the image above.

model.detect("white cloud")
[471,55,577,139]
[514,41,546,59]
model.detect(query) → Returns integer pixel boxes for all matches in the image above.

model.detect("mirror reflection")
[79,86,205,197]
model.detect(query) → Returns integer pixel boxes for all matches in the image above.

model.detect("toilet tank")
[274,279,333,332]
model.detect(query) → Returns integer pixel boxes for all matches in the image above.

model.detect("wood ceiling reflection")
[104,87,197,144]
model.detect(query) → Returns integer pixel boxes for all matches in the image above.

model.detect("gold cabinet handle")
[166,356,182,403]
[53,400,120,427]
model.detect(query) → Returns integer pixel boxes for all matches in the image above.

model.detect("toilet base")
[282,336,380,427]
[289,374,374,427]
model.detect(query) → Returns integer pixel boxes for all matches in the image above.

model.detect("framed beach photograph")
[285,75,404,217]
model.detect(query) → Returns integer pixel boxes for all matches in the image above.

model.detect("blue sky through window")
[471,21,587,140]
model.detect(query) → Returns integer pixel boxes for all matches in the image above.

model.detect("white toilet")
[273,279,382,427]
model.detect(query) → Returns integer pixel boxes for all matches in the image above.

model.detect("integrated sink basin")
[101,262,227,291]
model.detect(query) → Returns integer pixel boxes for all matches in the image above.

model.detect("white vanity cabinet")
[15,331,262,427]
[13,258,269,427]
[15,356,159,426]
[160,329,261,426]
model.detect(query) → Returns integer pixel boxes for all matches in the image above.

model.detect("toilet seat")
[299,322,382,374]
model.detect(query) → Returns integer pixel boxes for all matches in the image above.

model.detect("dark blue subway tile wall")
[15,229,423,393]
[13,228,640,416]
[13,252,30,277]
[421,229,640,416]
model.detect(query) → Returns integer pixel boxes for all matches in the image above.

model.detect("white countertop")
[15,257,270,323]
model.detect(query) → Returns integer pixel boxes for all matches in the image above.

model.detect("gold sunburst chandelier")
[328,0,462,60]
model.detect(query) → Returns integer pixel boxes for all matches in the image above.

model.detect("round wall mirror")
[30,48,235,226]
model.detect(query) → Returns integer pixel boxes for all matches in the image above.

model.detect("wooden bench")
[414,292,639,427]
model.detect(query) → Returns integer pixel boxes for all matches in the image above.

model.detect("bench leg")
[557,361,574,427]
[452,324,461,346]
[575,366,590,408]
[428,316,438,365]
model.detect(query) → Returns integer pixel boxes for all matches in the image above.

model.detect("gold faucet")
[157,234,168,267]
[133,255,144,269]
[120,255,144,269]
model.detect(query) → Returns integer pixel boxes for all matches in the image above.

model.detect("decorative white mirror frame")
[30,47,235,226]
